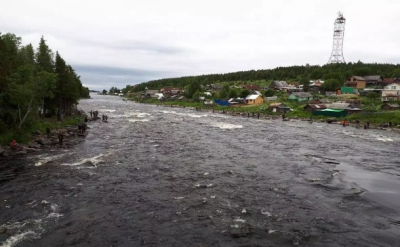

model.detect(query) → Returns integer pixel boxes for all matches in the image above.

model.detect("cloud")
[1,0,399,90]
[74,65,177,90]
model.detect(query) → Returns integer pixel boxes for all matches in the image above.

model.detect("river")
[1,94,400,246]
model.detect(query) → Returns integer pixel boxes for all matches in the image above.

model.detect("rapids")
[1,94,400,246]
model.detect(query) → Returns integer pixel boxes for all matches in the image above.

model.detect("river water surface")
[1,94,400,246]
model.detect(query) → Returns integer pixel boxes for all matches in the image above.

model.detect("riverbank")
[135,99,400,132]
[0,112,92,158]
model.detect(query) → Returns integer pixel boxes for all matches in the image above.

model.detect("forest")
[127,62,400,95]
[0,32,89,134]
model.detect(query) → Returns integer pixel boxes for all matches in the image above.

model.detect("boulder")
[28,142,41,149]
[35,139,45,146]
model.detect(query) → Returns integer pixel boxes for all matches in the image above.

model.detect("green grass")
[0,116,83,145]
[132,95,400,127]
[346,111,400,126]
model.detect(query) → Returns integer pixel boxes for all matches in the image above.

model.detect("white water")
[210,122,243,129]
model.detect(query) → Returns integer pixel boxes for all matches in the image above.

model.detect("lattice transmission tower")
[328,12,346,64]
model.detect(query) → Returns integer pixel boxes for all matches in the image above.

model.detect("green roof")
[322,109,345,112]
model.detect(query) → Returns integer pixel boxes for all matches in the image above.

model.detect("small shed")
[269,103,291,113]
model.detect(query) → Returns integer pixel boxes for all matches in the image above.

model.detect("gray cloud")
[1,0,399,91]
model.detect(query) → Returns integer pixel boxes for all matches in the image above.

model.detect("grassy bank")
[0,116,83,145]
[135,97,400,127]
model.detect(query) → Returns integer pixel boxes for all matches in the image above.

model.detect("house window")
[391,86,396,89]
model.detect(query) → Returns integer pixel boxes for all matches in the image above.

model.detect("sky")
[1,0,400,91]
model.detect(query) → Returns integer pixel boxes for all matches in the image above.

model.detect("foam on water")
[161,110,177,114]
[0,200,63,247]
[128,119,149,122]
[34,153,68,167]
[211,122,243,129]
[102,109,116,112]
[62,153,105,167]
[0,231,38,247]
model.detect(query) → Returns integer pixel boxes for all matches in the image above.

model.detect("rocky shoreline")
[0,113,102,159]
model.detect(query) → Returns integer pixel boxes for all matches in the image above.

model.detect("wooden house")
[245,94,264,105]
[345,76,366,89]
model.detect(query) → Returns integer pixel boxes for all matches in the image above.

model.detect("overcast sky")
[2,0,399,90]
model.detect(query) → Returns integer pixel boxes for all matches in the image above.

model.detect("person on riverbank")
[46,127,51,138]
[342,119,347,127]
[355,119,360,128]
[90,110,93,118]
[58,132,64,145]
[10,139,22,151]
[282,113,286,120]
[366,120,370,129]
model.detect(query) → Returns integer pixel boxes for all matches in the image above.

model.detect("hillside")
[127,62,400,92]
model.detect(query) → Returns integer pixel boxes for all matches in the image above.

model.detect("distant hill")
[128,62,400,92]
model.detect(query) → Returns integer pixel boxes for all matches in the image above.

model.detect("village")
[124,75,400,126]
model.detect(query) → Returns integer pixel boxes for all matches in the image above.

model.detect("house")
[288,92,313,102]
[303,104,327,112]
[208,84,223,91]
[242,84,259,91]
[254,90,262,96]
[154,93,164,99]
[328,102,350,110]
[264,96,278,101]
[345,76,366,89]
[325,91,336,96]
[327,102,362,115]
[313,98,332,104]
[271,81,289,90]
[269,103,291,113]
[381,103,400,110]
[364,75,384,87]
[228,98,246,105]
[289,82,300,88]
[245,94,264,105]
[160,88,181,95]
[382,78,400,86]
[309,80,324,92]
[145,90,159,97]
[381,83,400,101]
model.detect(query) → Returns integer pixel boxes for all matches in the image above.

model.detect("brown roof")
[348,76,365,81]
[243,84,259,90]
[304,104,327,110]
[383,78,394,84]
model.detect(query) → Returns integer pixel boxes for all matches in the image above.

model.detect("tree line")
[128,62,400,94]
[0,32,89,132]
